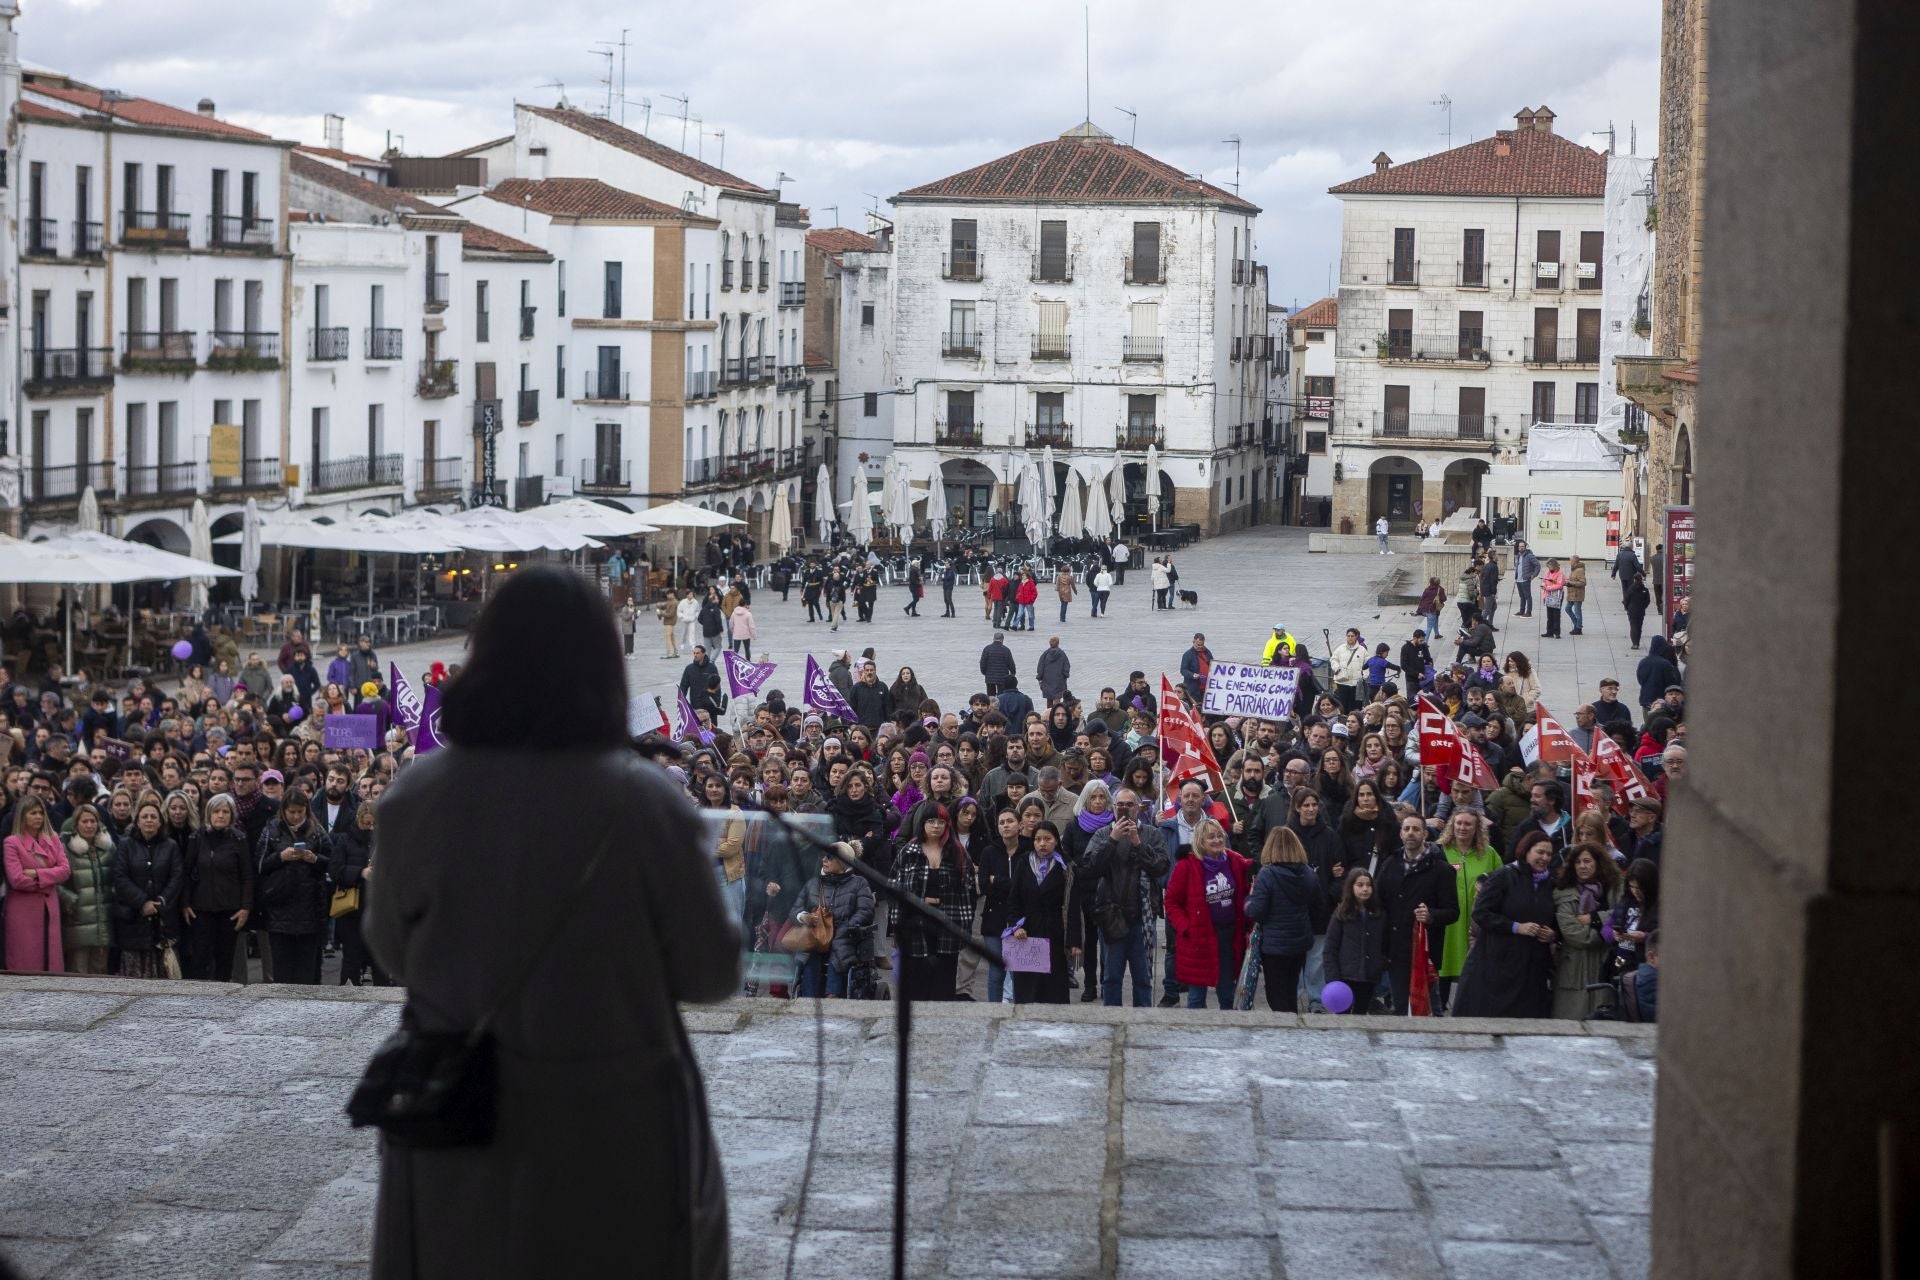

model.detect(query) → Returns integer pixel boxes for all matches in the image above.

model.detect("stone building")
[1285,296,1338,523]
[885,121,1271,537]
[1615,0,1706,541]
[1326,109,1610,534]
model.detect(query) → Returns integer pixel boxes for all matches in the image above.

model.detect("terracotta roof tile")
[807,227,877,255]
[19,100,73,124]
[460,222,550,257]
[488,177,701,222]
[521,105,772,195]
[290,151,444,215]
[27,82,273,141]
[1292,297,1338,329]
[896,131,1258,214]
[1329,127,1604,199]
[298,145,385,168]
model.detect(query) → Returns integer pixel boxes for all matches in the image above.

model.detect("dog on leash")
[1177,588,1200,608]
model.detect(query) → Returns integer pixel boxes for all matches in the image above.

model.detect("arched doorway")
[940,458,998,529]
[1442,458,1489,521]
[124,517,192,609]
[1672,424,1693,505]
[1119,464,1176,533]
[1367,456,1422,530]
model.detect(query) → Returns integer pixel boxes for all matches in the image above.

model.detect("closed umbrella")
[1143,443,1162,531]
[1057,469,1085,539]
[1085,466,1114,540]
[814,461,833,544]
[188,498,213,613]
[888,466,916,535]
[77,486,100,534]
[1040,444,1057,531]
[240,498,262,605]
[770,484,793,553]
[846,472,873,546]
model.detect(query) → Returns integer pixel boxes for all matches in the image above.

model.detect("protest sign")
[322,715,382,750]
[1199,661,1300,719]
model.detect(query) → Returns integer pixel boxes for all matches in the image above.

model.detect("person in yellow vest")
[1262,626,1299,665]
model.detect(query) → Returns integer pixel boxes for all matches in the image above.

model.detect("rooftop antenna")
[1432,94,1453,149]
[712,128,725,170]
[1083,5,1091,127]
[862,192,880,213]
[691,116,704,161]
[1221,134,1241,195]
[589,46,613,117]
[823,205,839,227]
[616,28,630,126]
[537,80,569,110]
[662,92,689,151]
[1115,106,1137,147]
[1629,121,1637,155]
[776,171,796,199]
[1594,122,1617,155]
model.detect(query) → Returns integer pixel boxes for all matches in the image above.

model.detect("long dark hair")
[439,566,628,749]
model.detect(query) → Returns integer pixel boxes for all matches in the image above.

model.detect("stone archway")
[124,517,192,609]
[1442,458,1489,521]
[940,458,997,529]
[1671,423,1693,505]
[1366,456,1423,531]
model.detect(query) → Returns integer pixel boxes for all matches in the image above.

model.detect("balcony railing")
[777,364,807,391]
[942,250,981,281]
[1032,333,1071,360]
[1380,332,1493,365]
[206,330,281,369]
[121,210,191,246]
[1025,422,1073,448]
[1032,253,1074,283]
[25,217,58,256]
[520,305,537,339]
[684,455,725,486]
[779,441,813,473]
[687,370,718,401]
[1370,410,1490,441]
[1575,261,1602,290]
[517,388,540,423]
[312,453,404,492]
[425,272,450,309]
[1123,335,1164,361]
[1457,260,1490,289]
[124,460,201,497]
[1532,262,1565,291]
[752,356,777,385]
[211,455,282,490]
[25,347,114,390]
[24,462,115,504]
[1388,258,1420,286]
[310,327,349,361]
[121,330,197,370]
[417,456,463,495]
[942,331,981,358]
[418,358,458,398]
[722,357,746,386]
[208,214,274,249]
[74,220,103,257]
[780,281,805,307]
[1232,260,1246,285]
[1523,337,1600,367]
[366,327,402,360]
[1124,255,1164,285]
[580,457,631,492]
[1118,424,1164,450]
[934,419,984,448]
[513,475,550,509]
[721,260,735,290]
[584,370,631,401]
[758,260,771,291]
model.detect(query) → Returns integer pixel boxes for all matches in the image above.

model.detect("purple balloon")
[287,705,304,722]
[1320,981,1354,1014]
[170,639,194,660]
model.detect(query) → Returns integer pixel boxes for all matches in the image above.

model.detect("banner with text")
[322,715,382,750]
[1200,661,1301,720]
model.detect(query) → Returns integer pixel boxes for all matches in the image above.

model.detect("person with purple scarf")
[1062,781,1116,1001]
[890,750,930,820]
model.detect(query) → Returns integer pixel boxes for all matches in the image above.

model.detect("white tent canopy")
[0,531,238,671]
[534,498,662,538]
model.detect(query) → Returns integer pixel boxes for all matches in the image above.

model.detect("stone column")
[1653,1,1920,1276]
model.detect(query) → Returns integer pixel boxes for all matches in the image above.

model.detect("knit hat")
[360,681,381,698]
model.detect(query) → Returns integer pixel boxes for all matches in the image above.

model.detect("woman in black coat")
[1004,820,1078,1005]
[183,792,253,982]
[1623,571,1652,650]
[1453,830,1560,1018]
[328,800,390,986]
[974,808,1024,1004]
[827,768,892,873]
[1337,780,1394,879]
[254,786,329,985]
[1372,813,1462,1015]
[112,794,186,979]
[1243,828,1324,1013]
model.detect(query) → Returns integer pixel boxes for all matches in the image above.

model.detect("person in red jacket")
[1164,816,1253,1008]
[1013,571,1040,633]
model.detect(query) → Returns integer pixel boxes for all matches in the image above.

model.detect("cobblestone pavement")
[0,975,1653,1279]
[381,527,1641,725]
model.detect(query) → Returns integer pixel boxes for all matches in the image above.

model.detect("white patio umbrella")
[1040,444,1058,530]
[1017,458,1047,552]
[814,462,834,544]
[1057,469,1085,539]
[240,498,262,605]
[536,498,662,539]
[846,473,874,546]
[1143,443,1162,531]
[770,485,793,553]
[188,498,213,613]
[640,498,746,585]
[0,531,238,670]
[887,466,916,535]
[1085,466,1114,540]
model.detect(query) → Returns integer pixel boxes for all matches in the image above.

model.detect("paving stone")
[0,1239,77,1280]
[1243,1028,1387,1083]
[989,1021,1115,1068]
[946,1221,1101,1277]
[974,1063,1109,1127]
[1123,1046,1254,1103]
[227,1001,377,1038]
[0,1029,82,1071]
[1420,1166,1591,1243]
[1118,1161,1265,1235]
[1442,1240,1616,1279]
[1588,1213,1651,1278]
[1260,1080,1408,1144]
[704,1060,850,1119]
[1274,1209,1446,1278]
[955,1123,1107,1195]
[255,1169,376,1264]
[0,1066,148,1111]
[1122,1025,1260,1050]
[50,1091,256,1162]
[954,1190,1102,1235]
[1379,1047,1518,1099]
[238,1266,370,1280]
[1117,1235,1275,1279]
[0,991,132,1031]
[783,1228,940,1277]
[789,1151,952,1228]
[1397,1096,1555,1167]
[1263,1140,1416,1210]
[1561,1142,1653,1215]
[48,1207,288,1280]
[123,994,262,1020]
[1378,1031,1499,1050]
[1123,1101,1256,1165]
[150,1132,358,1213]
[0,1150,177,1240]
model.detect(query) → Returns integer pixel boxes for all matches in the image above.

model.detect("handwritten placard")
[1002,935,1053,974]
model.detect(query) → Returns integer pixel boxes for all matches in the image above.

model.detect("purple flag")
[722,650,776,699]
[675,690,699,741]
[804,654,856,721]
[417,680,445,754]
[389,662,423,733]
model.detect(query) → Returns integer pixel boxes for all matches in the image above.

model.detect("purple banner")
[803,654,856,721]
[389,662,423,733]
[676,690,699,741]
[322,715,382,750]
[417,680,444,753]
[722,650,777,699]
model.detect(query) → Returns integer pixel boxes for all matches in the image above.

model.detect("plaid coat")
[888,843,977,958]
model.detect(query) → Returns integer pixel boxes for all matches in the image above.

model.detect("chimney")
[324,112,345,152]
[1532,105,1556,135]
[1372,151,1392,175]
[196,97,216,118]
[1515,107,1536,131]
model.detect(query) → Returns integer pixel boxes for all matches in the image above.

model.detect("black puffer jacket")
[796,868,875,973]
[1245,862,1322,957]
[112,831,185,949]
[849,680,888,731]
[254,815,329,935]
[186,824,254,914]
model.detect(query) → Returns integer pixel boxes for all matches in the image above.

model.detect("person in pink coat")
[5,795,72,972]
[727,602,758,660]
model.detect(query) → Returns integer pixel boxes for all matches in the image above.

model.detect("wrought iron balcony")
[942,331,981,358]
[1025,422,1073,448]
[206,330,281,370]
[1118,424,1164,450]
[121,210,191,246]
[1523,337,1600,367]
[581,456,631,492]
[520,305,537,339]
[121,330,197,370]
[721,259,735,290]
[23,462,115,504]
[25,217,58,256]
[1379,332,1493,365]
[722,357,746,386]
[366,328,403,360]
[1123,335,1164,361]
[942,250,982,281]
[1032,253,1074,283]
[778,364,807,391]
[310,327,349,361]
[25,347,114,391]
[1031,333,1071,360]
[124,460,200,497]
[417,456,464,496]
[1369,410,1491,441]
[1532,262,1565,291]
[311,453,403,493]
[74,220,104,257]
[686,370,718,401]
[518,389,540,423]
[1124,255,1164,285]
[684,455,725,486]
[583,370,631,401]
[208,215,275,250]
[417,358,458,398]
[1456,259,1491,289]
[934,418,984,448]
[780,281,805,307]
[211,455,282,490]
[758,260,771,291]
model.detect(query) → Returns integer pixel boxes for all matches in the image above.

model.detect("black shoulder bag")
[345,830,617,1148]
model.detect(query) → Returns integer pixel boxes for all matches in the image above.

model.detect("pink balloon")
[287,705,305,722]
[1320,981,1354,1014]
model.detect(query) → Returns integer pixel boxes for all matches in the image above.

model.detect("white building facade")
[1328,108,1612,533]
[887,123,1269,537]
[1285,297,1338,521]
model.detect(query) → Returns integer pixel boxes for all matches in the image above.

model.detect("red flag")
[1530,703,1579,764]
[1409,919,1435,1016]
[1570,747,1598,817]
[1159,675,1218,771]
[1419,695,1495,789]
[1592,733,1655,813]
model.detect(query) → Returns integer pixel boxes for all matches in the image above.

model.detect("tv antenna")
[627,96,652,135]
[862,192,881,213]
[589,47,614,117]
[615,29,630,125]
[1432,93,1453,149]
[1595,121,1617,154]
[1221,134,1241,195]
[1083,5,1092,127]
[823,205,839,227]
[711,128,726,170]
[537,80,569,110]
[1115,106,1137,147]
[662,93,690,151]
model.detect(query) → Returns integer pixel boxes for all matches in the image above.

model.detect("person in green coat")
[1552,842,1625,1018]
[57,804,117,974]
[1437,809,1501,1013]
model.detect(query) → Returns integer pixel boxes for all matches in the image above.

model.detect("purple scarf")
[1076,808,1116,834]
[890,784,926,817]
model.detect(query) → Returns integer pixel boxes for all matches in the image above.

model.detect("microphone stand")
[770,813,1001,1280]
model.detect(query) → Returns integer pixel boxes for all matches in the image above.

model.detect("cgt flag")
[416,680,444,753]
[722,650,777,699]
[389,662,423,734]
[803,654,857,722]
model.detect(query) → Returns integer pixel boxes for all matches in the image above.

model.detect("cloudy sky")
[27,0,1659,304]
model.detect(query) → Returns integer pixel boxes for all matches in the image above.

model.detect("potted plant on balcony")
[1374,332,1390,358]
